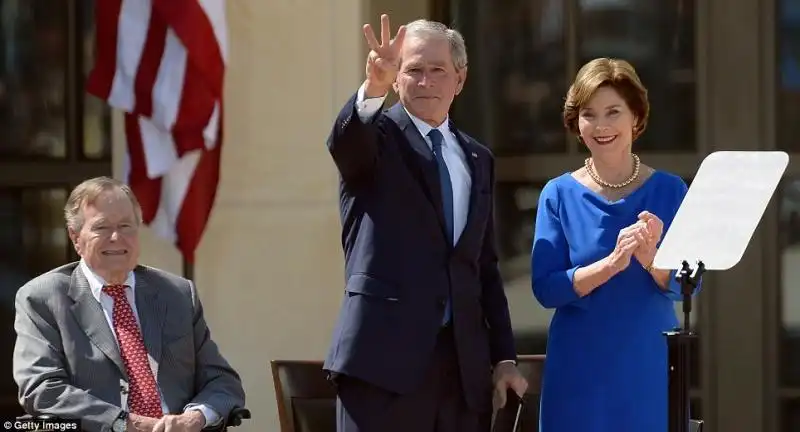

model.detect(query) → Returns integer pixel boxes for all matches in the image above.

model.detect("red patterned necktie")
[102,285,163,418]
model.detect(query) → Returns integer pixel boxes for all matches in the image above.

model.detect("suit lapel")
[452,125,484,250]
[386,104,448,234]
[134,267,166,379]
[68,267,127,380]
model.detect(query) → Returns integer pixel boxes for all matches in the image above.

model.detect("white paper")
[653,151,789,271]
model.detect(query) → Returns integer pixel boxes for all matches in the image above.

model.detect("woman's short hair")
[562,58,650,140]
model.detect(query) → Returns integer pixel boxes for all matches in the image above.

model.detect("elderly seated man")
[13,177,245,432]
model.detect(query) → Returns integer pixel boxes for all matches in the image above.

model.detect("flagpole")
[183,257,195,281]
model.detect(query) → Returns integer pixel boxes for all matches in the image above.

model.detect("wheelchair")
[16,407,251,431]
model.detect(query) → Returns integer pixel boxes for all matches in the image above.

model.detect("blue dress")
[531,171,698,432]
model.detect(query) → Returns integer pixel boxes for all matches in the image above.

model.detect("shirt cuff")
[355,82,387,122]
[184,404,222,428]
[496,359,517,366]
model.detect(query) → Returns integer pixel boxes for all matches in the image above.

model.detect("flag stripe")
[86,0,123,100]
[124,114,162,224]
[173,65,215,156]
[133,7,168,118]
[176,105,223,262]
[110,0,153,113]
[153,0,225,98]
[151,30,187,133]
[156,0,223,150]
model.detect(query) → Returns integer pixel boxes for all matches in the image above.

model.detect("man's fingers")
[373,57,395,71]
[363,24,380,51]
[513,379,528,397]
[152,418,167,432]
[391,25,407,52]
[493,386,507,409]
[380,14,391,47]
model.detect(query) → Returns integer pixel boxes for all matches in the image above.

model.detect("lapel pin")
[471,152,478,159]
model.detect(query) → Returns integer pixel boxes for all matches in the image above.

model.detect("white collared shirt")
[354,83,472,244]
[79,260,219,425]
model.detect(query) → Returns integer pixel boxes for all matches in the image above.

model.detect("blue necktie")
[428,129,453,325]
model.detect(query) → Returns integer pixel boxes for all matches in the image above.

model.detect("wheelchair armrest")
[225,407,251,428]
[16,415,54,421]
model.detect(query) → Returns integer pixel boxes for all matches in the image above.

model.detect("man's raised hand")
[363,14,406,97]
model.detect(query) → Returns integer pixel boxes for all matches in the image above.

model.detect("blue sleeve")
[658,177,704,301]
[530,181,588,310]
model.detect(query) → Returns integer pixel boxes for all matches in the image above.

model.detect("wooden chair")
[271,360,336,432]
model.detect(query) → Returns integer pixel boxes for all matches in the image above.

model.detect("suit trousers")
[335,326,491,432]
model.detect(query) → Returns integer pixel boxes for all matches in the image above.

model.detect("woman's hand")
[606,224,643,273]
[633,211,664,269]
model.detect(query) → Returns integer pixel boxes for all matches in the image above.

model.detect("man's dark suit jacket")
[323,92,517,411]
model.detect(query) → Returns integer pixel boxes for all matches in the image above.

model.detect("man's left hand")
[492,362,528,411]
[152,411,205,432]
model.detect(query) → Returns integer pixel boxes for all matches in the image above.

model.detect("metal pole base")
[666,330,695,432]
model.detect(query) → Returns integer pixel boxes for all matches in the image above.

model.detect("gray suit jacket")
[12,262,245,432]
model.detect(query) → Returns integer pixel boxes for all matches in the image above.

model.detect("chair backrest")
[517,354,546,394]
[492,354,546,432]
[270,360,336,432]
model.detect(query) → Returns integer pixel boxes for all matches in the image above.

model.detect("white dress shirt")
[80,260,220,425]
[355,83,472,244]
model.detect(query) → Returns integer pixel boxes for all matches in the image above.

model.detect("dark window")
[779,177,800,432]
[0,1,69,158]
[778,3,800,423]
[0,0,111,414]
[778,0,800,152]
[779,179,800,387]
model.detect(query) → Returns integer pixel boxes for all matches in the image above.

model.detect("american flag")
[86,0,228,264]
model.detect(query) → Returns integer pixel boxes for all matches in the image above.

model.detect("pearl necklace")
[584,154,640,189]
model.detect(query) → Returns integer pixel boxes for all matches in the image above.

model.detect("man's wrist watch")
[111,411,128,432]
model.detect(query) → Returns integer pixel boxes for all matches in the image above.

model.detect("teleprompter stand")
[665,260,705,432]
[653,151,788,431]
